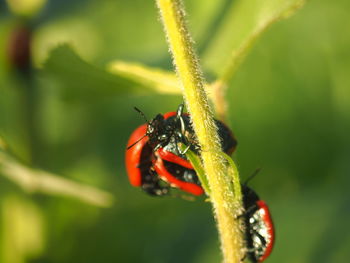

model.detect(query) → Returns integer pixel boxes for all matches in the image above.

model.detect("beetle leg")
[141,171,169,196]
[236,203,259,219]
[251,229,267,247]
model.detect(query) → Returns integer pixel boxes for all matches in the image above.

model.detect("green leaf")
[218,152,242,202]
[202,0,305,80]
[41,45,148,100]
[182,147,210,196]
[184,147,243,201]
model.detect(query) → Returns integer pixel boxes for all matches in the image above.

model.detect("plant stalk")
[156,0,244,262]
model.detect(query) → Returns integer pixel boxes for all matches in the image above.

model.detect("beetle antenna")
[127,133,147,150]
[244,167,262,186]
[134,107,148,123]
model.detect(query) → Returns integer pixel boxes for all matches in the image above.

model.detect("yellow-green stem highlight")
[156,0,244,262]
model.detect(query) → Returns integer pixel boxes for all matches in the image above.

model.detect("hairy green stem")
[156,0,244,262]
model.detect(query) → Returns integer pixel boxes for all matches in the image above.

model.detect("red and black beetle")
[125,104,237,196]
[242,185,275,262]
[125,124,170,196]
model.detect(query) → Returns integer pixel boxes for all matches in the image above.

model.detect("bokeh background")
[1,0,350,262]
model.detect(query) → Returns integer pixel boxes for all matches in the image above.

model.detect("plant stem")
[209,0,305,120]
[211,80,229,122]
[0,147,114,207]
[156,1,244,262]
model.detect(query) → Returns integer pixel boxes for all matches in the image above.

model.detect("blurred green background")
[1,0,350,262]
